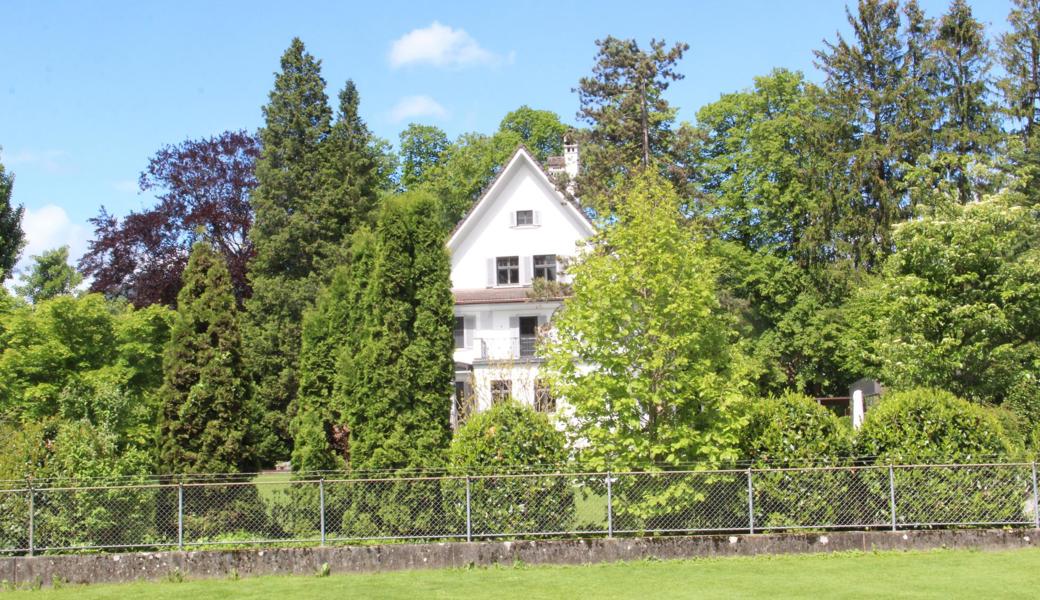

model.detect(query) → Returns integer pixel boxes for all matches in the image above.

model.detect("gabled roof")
[446,146,595,251]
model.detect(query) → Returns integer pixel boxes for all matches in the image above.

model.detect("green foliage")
[0,294,172,442]
[997,0,1040,142]
[15,246,82,303]
[447,400,575,535]
[544,172,748,473]
[498,106,568,162]
[842,194,1040,410]
[398,123,450,190]
[449,400,569,472]
[159,242,256,474]
[576,36,689,203]
[856,388,1016,463]
[421,130,522,228]
[737,392,852,468]
[0,158,25,281]
[337,191,454,473]
[244,40,378,463]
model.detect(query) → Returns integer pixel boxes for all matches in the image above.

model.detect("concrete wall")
[2,529,1037,588]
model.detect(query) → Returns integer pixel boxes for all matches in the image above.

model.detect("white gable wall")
[449,156,590,289]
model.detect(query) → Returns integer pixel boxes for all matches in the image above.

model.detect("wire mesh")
[892,463,1035,527]
[750,466,891,531]
[0,463,1036,554]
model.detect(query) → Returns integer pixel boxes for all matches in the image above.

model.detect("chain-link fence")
[1,463,1037,554]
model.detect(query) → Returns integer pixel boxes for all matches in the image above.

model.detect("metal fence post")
[1032,463,1039,530]
[606,471,613,538]
[747,468,755,534]
[177,482,184,550]
[319,478,326,546]
[888,465,897,531]
[26,478,34,557]
[465,476,472,542]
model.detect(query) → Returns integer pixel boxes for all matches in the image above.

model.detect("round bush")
[737,392,853,467]
[448,400,574,535]
[449,400,568,472]
[856,388,1017,463]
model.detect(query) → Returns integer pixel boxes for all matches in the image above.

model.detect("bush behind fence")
[1,463,1037,554]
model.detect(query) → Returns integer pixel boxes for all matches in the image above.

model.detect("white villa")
[447,140,594,425]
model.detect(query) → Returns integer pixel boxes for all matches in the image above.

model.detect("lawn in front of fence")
[8,547,1040,599]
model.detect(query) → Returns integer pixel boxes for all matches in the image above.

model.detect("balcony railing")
[476,335,541,361]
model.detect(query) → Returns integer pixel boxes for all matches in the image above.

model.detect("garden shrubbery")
[447,400,575,535]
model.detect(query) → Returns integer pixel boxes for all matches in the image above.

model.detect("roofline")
[446,145,595,250]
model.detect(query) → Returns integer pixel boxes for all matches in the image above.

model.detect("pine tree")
[336,191,454,472]
[159,242,255,474]
[934,0,998,203]
[0,159,25,281]
[575,36,688,204]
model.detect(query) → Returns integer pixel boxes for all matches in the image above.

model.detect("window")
[454,316,465,349]
[535,380,556,413]
[518,316,538,358]
[490,380,512,404]
[496,256,520,285]
[515,210,534,226]
[533,255,557,281]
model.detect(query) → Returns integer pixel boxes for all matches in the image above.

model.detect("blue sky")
[0,0,1012,275]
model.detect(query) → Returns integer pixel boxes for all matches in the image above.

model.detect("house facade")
[447,143,593,425]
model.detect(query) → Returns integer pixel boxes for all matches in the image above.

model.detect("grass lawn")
[9,547,1040,599]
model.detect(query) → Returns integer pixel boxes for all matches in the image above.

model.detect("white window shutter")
[508,315,519,330]
[521,256,533,285]
[537,314,547,326]
[487,258,496,287]
[510,211,517,227]
[464,315,475,348]
[533,210,541,226]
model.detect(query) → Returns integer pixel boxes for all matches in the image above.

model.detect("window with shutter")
[533,255,557,281]
[496,256,520,284]
[515,210,534,226]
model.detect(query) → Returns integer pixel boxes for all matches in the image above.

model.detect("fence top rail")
[1,461,1036,493]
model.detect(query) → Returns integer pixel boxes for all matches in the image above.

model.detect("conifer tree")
[0,159,25,281]
[291,229,375,472]
[934,0,998,202]
[813,0,938,270]
[335,191,454,472]
[998,0,1040,142]
[244,41,377,462]
[159,242,255,474]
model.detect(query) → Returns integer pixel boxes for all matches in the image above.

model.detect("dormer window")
[496,256,520,285]
[516,210,534,226]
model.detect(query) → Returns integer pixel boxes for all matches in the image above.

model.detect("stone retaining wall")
[2,529,1036,588]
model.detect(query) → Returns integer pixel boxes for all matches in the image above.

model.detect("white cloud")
[113,179,139,193]
[389,95,448,123]
[14,204,90,278]
[3,149,69,174]
[389,22,506,69]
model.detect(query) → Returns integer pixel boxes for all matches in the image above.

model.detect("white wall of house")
[447,148,593,421]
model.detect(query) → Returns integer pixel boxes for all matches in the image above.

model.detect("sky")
[0,0,1014,277]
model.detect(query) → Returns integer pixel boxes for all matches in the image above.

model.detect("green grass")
[9,547,1040,599]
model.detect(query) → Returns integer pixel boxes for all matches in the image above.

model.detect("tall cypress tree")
[934,0,998,203]
[335,191,454,472]
[0,159,25,281]
[159,242,255,473]
[291,229,376,472]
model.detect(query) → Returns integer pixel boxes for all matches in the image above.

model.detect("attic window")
[515,210,534,226]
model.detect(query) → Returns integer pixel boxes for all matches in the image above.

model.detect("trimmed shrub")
[856,388,1016,464]
[447,400,574,536]
[857,388,1025,527]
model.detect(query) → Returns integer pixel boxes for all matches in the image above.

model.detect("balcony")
[475,334,541,362]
